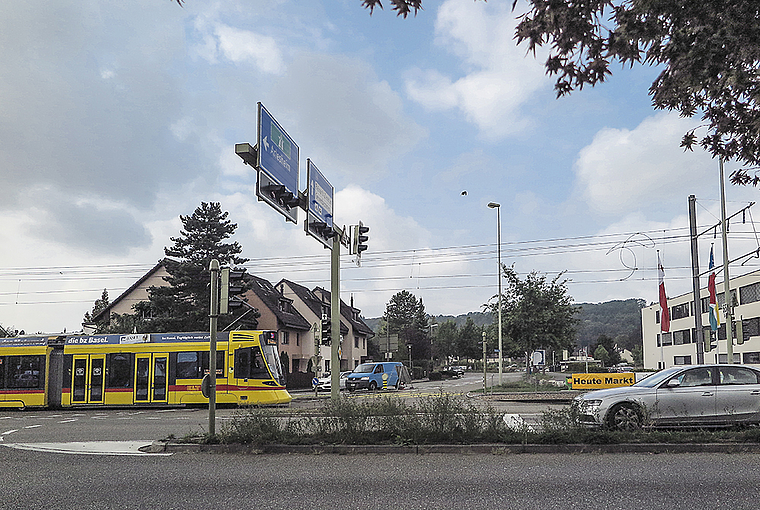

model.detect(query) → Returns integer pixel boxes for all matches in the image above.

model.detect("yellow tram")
[0,330,291,409]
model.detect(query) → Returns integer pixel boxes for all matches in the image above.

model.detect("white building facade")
[643,269,760,369]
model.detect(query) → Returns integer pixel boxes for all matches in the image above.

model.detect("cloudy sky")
[2,0,759,334]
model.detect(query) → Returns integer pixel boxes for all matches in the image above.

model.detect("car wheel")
[369,381,378,391]
[606,403,642,431]
[348,387,355,393]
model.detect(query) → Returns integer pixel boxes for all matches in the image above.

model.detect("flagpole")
[720,156,735,364]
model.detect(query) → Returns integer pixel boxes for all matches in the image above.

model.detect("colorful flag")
[658,253,670,333]
[708,246,721,331]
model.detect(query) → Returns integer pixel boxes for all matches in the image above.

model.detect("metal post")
[208,259,219,436]
[488,202,503,386]
[720,157,734,363]
[482,331,487,394]
[688,195,705,364]
[330,231,341,400]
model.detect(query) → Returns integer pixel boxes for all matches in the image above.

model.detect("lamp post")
[487,202,503,386]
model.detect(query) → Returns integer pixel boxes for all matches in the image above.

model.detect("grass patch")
[206,394,760,446]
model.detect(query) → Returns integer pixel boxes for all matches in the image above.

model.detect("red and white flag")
[658,253,670,333]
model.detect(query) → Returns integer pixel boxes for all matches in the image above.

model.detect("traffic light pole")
[330,229,341,401]
[208,259,219,437]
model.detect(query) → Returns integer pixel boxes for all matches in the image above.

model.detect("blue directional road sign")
[256,103,300,223]
[305,159,334,249]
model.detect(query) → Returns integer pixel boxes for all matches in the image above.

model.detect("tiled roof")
[247,275,310,331]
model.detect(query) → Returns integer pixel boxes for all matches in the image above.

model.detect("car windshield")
[633,367,682,388]
[353,363,375,373]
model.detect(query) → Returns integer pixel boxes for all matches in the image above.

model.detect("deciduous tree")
[486,265,579,359]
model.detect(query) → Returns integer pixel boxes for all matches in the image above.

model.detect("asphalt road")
[0,373,566,448]
[2,449,760,510]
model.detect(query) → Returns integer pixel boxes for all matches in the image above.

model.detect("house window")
[740,282,760,305]
[280,331,289,345]
[673,329,691,345]
[742,317,760,342]
[674,355,692,365]
[296,333,300,346]
[661,332,673,346]
[671,303,690,320]
[355,336,359,348]
[701,297,710,314]
[743,352,760,364]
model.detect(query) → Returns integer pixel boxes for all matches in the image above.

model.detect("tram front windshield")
[261,343,285,385]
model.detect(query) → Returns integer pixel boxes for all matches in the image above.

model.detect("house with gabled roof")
[84,261,373,382]
[245,275,311,374]
[278,279,372,372]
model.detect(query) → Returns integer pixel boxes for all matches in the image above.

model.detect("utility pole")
[720,158,735,364]
[688,195,705,364]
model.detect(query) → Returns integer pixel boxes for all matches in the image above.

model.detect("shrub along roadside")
[202,394,760,446]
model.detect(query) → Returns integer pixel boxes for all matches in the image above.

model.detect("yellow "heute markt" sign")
[568,373,635,390]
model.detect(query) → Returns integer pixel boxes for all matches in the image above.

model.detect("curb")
[142,441,760,455]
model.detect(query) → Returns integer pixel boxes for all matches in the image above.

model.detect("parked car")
[575,364,760,430]
[345,362,411,391]
[442,366,466,377]
[312,371,351,392]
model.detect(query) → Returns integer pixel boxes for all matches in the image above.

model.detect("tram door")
[71,354,106,404]
[134,353,169,403]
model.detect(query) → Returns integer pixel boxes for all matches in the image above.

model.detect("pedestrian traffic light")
[321,317,331,345]
[353,221,369,256]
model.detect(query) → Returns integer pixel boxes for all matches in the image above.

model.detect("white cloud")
[269,53,426,181]
[404,0,549,138]
[574,112,715,217]
[214,24,285,74]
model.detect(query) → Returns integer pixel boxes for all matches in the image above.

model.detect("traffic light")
[321,316,331,345]
[353,221,369,256]
[220,267,247,314]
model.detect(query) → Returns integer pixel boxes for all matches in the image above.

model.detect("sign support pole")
[330,229,341,401]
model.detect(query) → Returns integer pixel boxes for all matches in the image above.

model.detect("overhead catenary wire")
[3,223,760,306]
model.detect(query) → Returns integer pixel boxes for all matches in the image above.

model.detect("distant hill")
[363,299,643,351]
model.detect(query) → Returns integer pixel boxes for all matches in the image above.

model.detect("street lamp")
[487,202,503,386]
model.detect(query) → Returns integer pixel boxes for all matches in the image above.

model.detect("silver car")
[575,364,760,430]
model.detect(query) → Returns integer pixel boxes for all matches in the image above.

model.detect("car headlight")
[581,399,602,408]
[360,376,370,381]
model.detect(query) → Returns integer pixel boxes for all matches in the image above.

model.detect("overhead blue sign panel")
[305,159,335,249]
[256,103,300,223]
[307,160,333,227]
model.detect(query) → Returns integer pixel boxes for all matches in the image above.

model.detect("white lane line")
[2,441,172,456]
[23,425,42,429]
[57,419,78,424]
[2,430,18,435]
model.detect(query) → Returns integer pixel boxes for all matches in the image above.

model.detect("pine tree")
[134,202,257,332]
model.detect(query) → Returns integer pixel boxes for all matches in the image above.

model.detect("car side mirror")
[666,378,681,388]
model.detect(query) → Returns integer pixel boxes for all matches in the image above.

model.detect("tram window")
[234,348,251,379]
[234,347,270,379]
[107,353,133,388]
[201,351,225,378]
[176,352,199,379]
[7,355,43,389]
[250,347,271,379]
[0,357,5,389]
